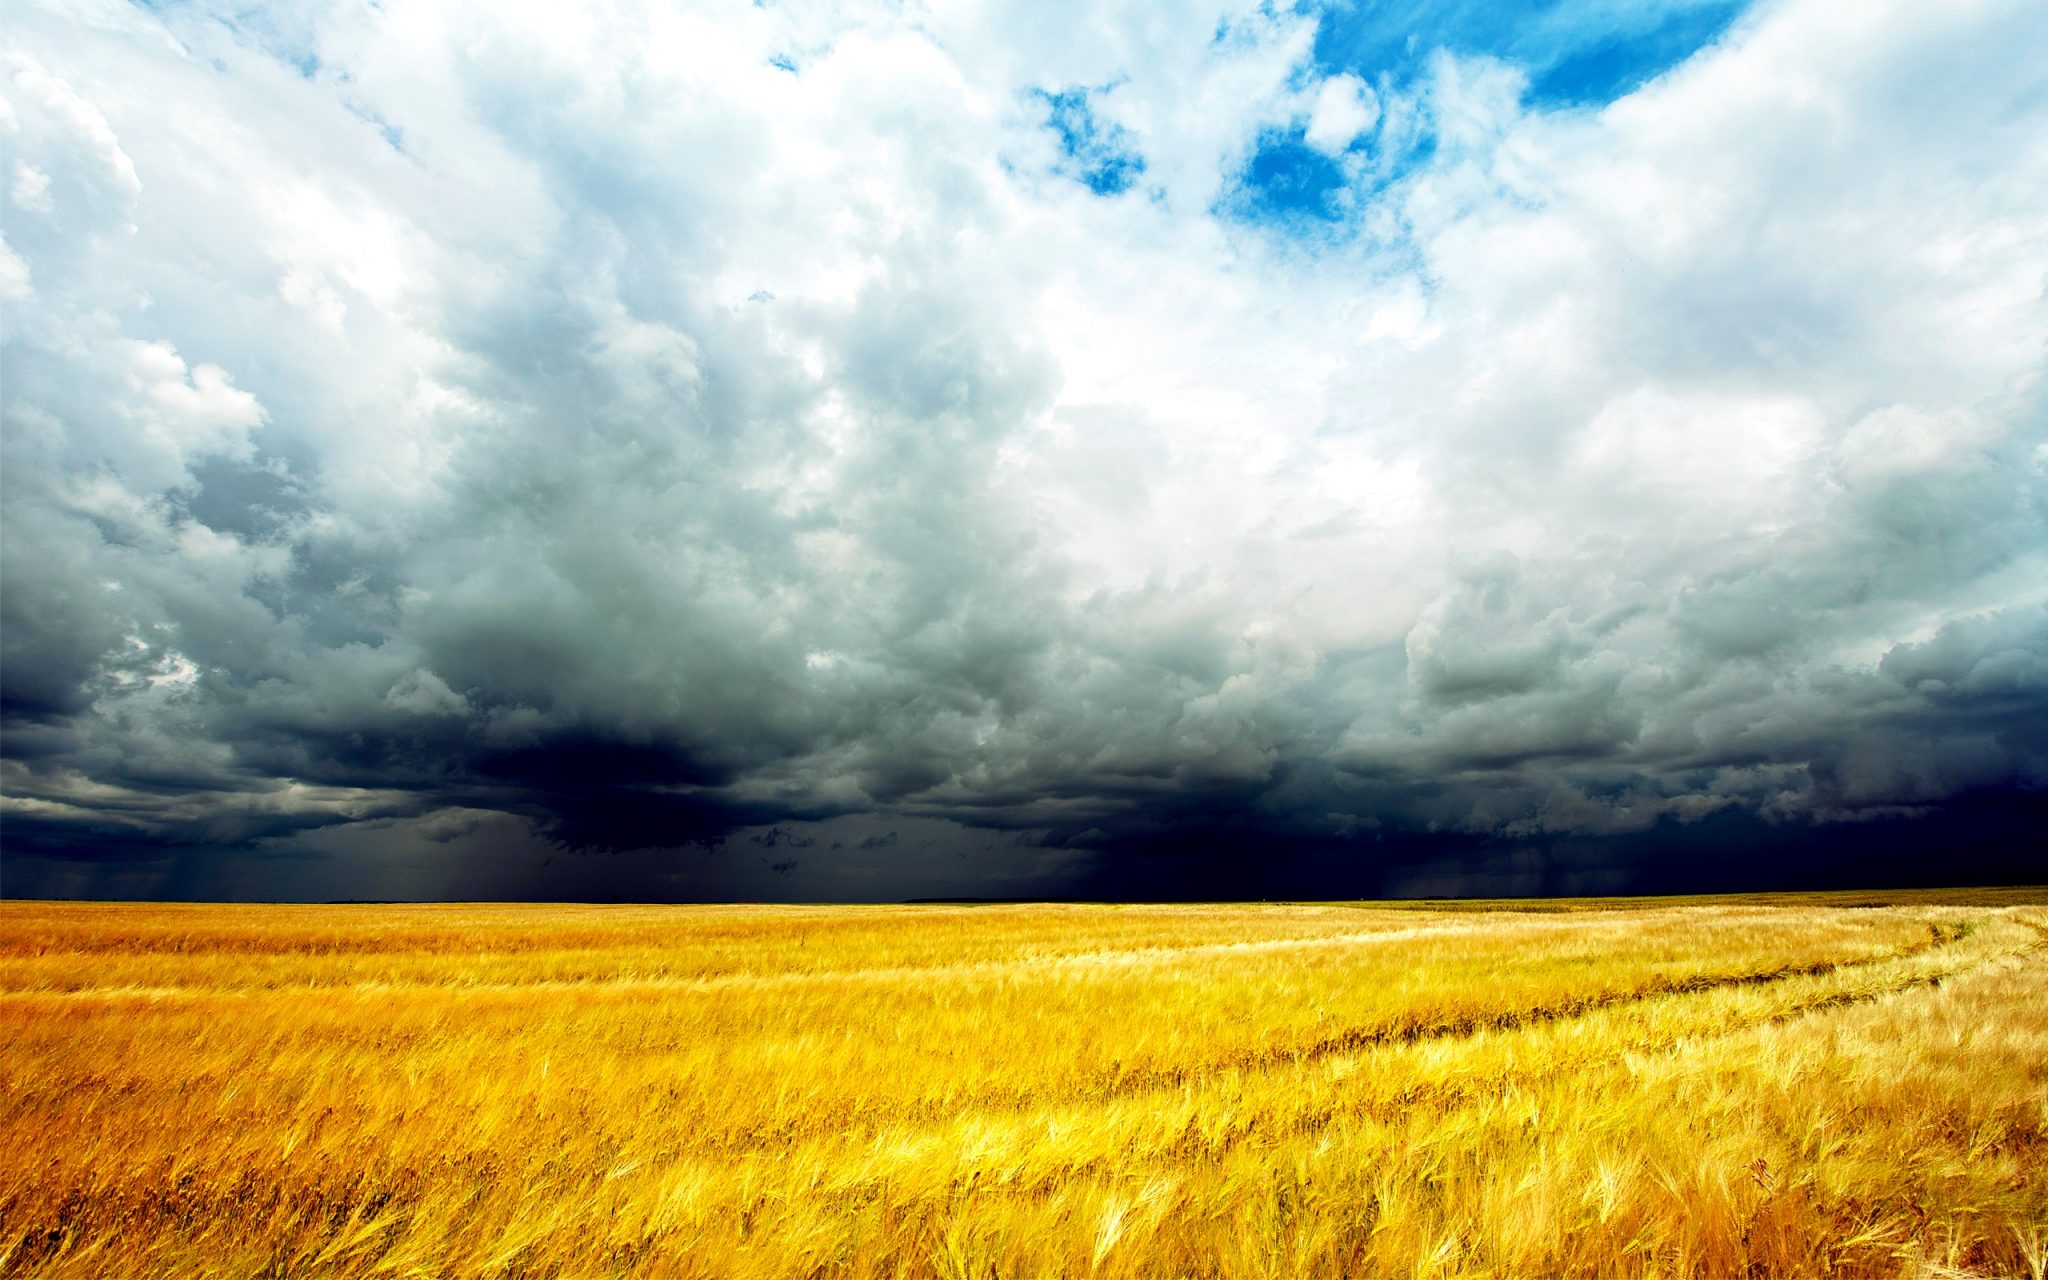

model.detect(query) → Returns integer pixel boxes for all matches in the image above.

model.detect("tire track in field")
[1267,919,2048,1138]
[857,918,2048,1189]
[1153,933,2048,1176]
[1063,917,2002,1105]
[789,918,2003,1138]
[798,920,2046,1205]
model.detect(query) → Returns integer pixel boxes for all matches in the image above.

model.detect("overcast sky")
[3,0,2044,901]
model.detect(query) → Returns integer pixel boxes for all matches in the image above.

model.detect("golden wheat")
[2,890,2044,1278]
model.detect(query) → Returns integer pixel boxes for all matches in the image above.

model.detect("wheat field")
[2,890,2044,1279]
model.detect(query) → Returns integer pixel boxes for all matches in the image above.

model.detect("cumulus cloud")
[2,0,2043,899]
[1304,74,1378,155]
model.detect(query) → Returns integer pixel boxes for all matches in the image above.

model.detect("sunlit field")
[4,890,2045,1279]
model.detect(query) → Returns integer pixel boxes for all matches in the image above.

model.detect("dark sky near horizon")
[3,0,2045,902]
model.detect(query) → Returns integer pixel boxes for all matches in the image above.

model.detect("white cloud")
[10,160,53,212]
[122,340,265,463]
[0,233,29,301]
[1304,73,1378,155]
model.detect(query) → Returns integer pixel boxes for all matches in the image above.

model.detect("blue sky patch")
[1230,131,1349,222]
[1310,0,1750,111]
[1528,2,1750,103]
[1036,86,1146,196]
[1223,1,1749,233]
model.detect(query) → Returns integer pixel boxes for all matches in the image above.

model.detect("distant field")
[4,890,2045,1278]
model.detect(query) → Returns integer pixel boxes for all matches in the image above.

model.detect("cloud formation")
[3,0,2044,899]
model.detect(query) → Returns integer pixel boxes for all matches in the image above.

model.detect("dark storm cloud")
[3,0,2045,899]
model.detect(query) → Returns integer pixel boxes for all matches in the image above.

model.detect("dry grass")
[3,889,2045,1278]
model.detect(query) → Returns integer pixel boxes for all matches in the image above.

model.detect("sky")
[2,0,2044,902]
